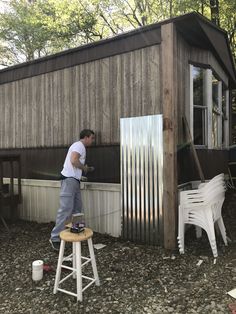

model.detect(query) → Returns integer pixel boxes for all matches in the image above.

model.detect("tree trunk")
[201,0,204,15]
[210,0,220,27]
[169,0,173,18]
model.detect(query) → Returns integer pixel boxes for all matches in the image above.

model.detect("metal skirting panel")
[120,115,163,245]
[81,184,121,237]
[3,179,121,237]
[21,182,60,223]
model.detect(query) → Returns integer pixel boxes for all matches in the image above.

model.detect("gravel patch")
[0,190,236,314]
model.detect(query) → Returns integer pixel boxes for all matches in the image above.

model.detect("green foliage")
[0,0,235,66]
[0,0,97,64]
[218,0,236,61]
[89,0,235,63]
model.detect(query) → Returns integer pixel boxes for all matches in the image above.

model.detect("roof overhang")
[174,12,236,88]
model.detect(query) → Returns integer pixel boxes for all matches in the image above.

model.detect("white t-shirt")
[61,141,86,180]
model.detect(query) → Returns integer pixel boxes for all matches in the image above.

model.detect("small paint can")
[32,260,44,281]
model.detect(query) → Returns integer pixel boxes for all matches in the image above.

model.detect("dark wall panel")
[178,147,229,183]
[0,145,120,183]
[1,146,228,184]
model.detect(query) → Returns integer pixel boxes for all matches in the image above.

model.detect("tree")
[0,0,97,65]
[219,0,236,61]
[0,0,235,66]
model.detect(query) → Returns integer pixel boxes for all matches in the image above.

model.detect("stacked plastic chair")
[177,173,228,258]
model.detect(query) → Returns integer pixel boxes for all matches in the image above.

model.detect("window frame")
[189,64,229,149]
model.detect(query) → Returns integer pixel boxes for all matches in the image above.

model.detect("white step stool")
[53,228,100,301]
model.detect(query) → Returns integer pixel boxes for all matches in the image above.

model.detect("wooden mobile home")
[0,12,235,248]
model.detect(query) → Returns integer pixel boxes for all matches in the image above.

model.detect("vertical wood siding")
[175,32,229,145]
[0,29,228,150]
[0,45,161,149]
[176,33,191,144]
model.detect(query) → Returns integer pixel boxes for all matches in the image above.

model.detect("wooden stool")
[53,228,100,301]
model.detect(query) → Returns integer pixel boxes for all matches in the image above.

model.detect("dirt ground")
[0,190,236,314]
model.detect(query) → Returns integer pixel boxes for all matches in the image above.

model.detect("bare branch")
[99,12,117,35]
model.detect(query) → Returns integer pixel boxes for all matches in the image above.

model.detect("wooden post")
[161,23,178,250]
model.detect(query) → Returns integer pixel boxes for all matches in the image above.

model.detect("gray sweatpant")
[50,178,82,242]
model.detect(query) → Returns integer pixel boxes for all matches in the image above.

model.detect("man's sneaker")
[49,239,60,251]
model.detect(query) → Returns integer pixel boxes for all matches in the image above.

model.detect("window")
[212,75,221,148]
[190,65,229,149]
[192,67,207,145]
[222,87,229,147]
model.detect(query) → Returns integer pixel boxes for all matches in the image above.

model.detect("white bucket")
[32,260,44,281]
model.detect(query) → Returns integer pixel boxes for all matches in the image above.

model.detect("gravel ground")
[0,190,236,314]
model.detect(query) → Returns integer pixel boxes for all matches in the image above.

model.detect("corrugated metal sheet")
[3,179,121,237]
[120,115,163,244]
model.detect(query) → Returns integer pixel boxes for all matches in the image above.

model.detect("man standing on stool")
[50,129,95,251]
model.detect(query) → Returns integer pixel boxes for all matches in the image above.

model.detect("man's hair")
[80,129,95,139]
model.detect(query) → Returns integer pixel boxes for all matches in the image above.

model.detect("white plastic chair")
[177,174,228,258]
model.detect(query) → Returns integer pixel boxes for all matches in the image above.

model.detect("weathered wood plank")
[15,80,21,148]
[176,33,190,144]
[0,46,162,148]
[74,66,80,141]
[148,45,160,115]
[161,23,178,250]
[63,68,72,145]
[133,49,142,117]
[100,58,110,144]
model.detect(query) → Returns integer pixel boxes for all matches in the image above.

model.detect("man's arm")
[70,151,88,173]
